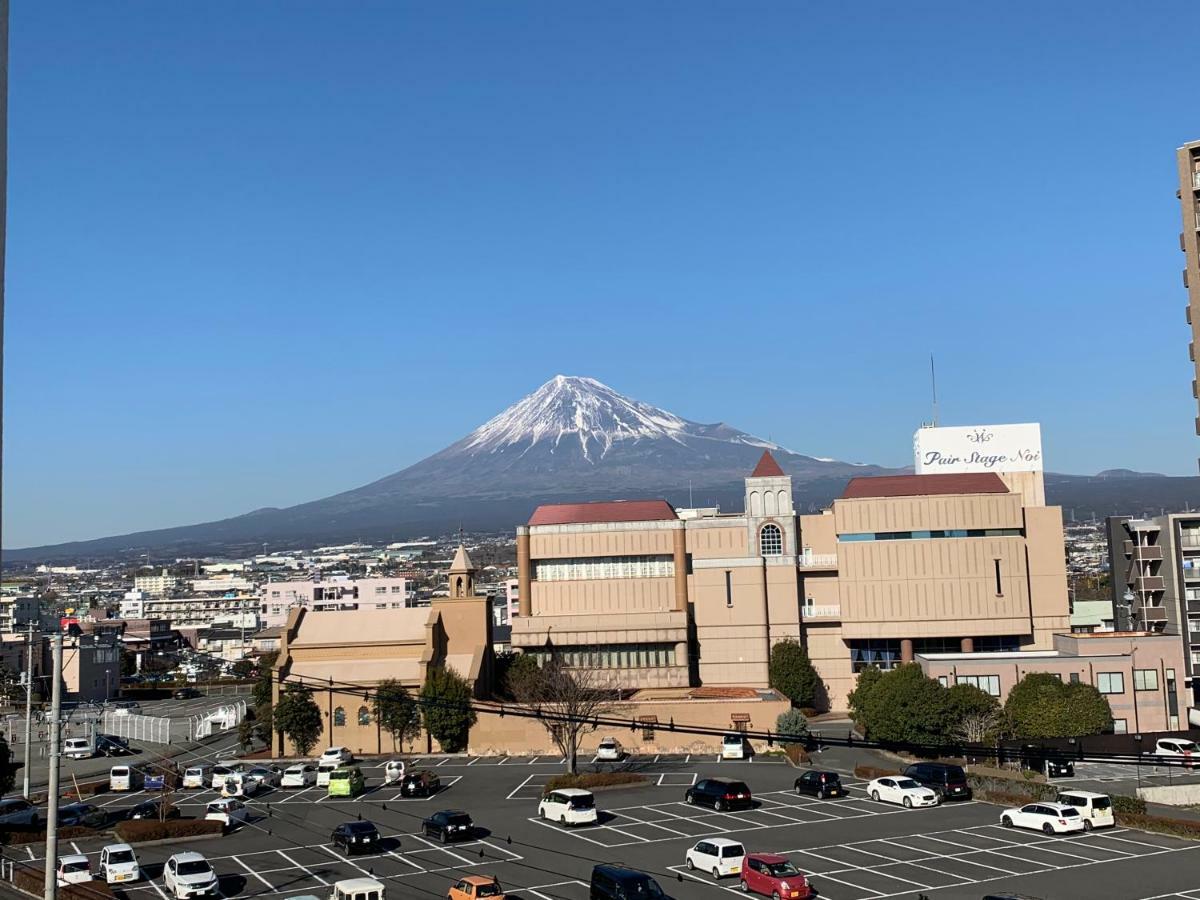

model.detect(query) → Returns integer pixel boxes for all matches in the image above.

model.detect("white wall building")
[259,576,411,628]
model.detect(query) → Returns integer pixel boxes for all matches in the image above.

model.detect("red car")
[739,853,811,899]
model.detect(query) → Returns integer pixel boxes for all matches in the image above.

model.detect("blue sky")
[4,2,1198,548]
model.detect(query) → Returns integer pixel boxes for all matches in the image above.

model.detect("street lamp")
[1121,589,1137,631]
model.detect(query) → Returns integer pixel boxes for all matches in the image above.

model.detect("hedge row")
[543,772,649,794]
[967,773,1059,802]
[1117,811,1200,839]
[0,825,98,846]
[853,765,900,780]
[12,865,115,899]
[113,818,224,843]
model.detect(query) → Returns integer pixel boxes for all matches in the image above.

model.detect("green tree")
[946,682,1003,743]
[0,734,14,795]
[768,640,821,709]
[231,659,254,680]
[373,679,421,752]
[500,653,540,700]
[273,684,323,756]
[858,664,953,747]
[1004,673,1112,739]
[847,666,883,730]
[120,652,137,678]
[420,668,476,753]
[775,709,809,745]
[252,652,278,709]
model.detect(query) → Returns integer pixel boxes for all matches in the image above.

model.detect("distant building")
[0,595,39,634]
[60,633,121,702]
[133,570,177,597]
[190,576,253,593]
[120,593,257,630]
[1178,138,1200,466]
[259,576,411,628]
[1070,598,1115,634]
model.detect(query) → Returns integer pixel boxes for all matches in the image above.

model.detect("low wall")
[1137,783,1200,807]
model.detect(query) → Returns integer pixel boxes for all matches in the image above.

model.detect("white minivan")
[721,733,748,760]
[64,738,94,760]
[182,766,212,789]
[685,838,745,879]
[537,788,598,826]
[1057,790,1115,830]
[316,761,338,788]
[109,765,140,792]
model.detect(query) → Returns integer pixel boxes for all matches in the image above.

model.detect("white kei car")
[685,838,745,879]
[867,776,939,808]
[205,798,250,830]
[538,788,598,826]
[595,737,624,761]
[56,855,92,887]
[1001,801,1086,835]
[98,844,140,885]
[162,852,219,899]
[281,763,318,788]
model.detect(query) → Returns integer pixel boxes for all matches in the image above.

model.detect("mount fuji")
[11,375,1200,561]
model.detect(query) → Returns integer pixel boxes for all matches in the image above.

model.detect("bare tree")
[510,655,621,775]
[953,709,1004,745]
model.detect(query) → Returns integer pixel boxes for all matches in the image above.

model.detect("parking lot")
[14,752,1200,900]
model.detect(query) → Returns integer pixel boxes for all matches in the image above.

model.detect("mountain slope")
[7,375,1200,561]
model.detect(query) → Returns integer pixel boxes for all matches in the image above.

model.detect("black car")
[901,763,972,801]
[331,820,380,854]
[58,803,106,828]
[590,865,674,900]
[97,735,132,757]
[1021,745,1074,778]
[421,809,473,843]
[794,770,845,799]
[400,771,440,797]
[173,687,201,700]
[129,799,180,821]
[684,779,752,811]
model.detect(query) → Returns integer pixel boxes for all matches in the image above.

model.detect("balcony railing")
[797,553,838,569]
[1135,575,1166,592]
[1194,171,1200,190]
[802,604,841,619]
[1142,605,1168,623]
[1131,545,1163,562]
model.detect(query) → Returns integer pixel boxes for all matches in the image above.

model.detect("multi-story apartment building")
[120,591,257,629]
[1178,138,1200,464]
[189,576,254,593]
[1109,513,1200,703]
[259,576,411,628]
[60,633,121,702]
[513,451,1075,709]
[0,595,39,634]
[133,570,178,597]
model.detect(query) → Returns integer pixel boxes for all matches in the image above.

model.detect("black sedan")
[794,770,845,799]
[331,820,381,855]
[421,810,474,843]
[58,803,106,828]
[96,736,132,757]
[173,687,201,700]
[684,779,753,811]
[128,799,180,821]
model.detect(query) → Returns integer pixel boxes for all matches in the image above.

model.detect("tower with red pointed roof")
[745,449,796,559]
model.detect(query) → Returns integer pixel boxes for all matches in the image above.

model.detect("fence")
[0,714,96,747]
[101,711,172,744]
[188,700,248,741]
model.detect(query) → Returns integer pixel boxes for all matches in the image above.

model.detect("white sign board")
[913,423,1043,474]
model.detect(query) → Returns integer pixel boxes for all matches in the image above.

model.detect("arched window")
[357,706,371,726]
[455,576,463,596]
[760,523,783,557]
[333,706,346,726]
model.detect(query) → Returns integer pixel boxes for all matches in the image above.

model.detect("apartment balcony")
[1141,605,1168,624]
[797,553,838,571]
[1188,599,1200,614]
[1183,567,1200,582]
[1126,519,1161,533]
[802,604,841,621]
[1130,545,1163,562]
[1194,171,1200,190]
[1134,575,1166,593]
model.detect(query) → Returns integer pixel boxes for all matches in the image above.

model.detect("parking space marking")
[276,850,328,886]
[409,833,477,867]
[234,856,274,890]
[656,772,697,786]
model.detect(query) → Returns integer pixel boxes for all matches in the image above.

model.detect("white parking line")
[506,774,538,800]
[410,833,475,866]
[276,850,327,886]
[234,856,274,889]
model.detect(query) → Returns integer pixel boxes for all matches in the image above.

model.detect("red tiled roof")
[750,450,785,478]
[840,472,1009,500]
[527,499,678,526]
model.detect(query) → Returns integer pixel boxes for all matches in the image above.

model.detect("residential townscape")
[7,7,1200,900]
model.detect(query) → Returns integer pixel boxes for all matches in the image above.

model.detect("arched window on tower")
[760,523,783,557]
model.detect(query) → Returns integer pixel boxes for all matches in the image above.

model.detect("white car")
[1155,738,1199,768]
[220,773,260,798]
[538,788,598,826]
[685,838,745,879]
[99,844,140,885]
[210,763,242,790]
[181,766,212,789]
[596,737,624,761]
[163,852,220,899]
[1001,801,1086,835]
[721,733,747,760]
[56,854,92,887]
[246,765,283,788]
[384,759,406,784]
[319,747,353,766]
[205,798,250,830]
[282,763,318,788]
[867,776,939,808]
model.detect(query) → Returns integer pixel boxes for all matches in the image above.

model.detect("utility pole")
[21,622,34,799]
[42,632,62,900]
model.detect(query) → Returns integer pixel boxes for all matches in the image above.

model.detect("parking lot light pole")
[42,631,63,900]
[22,622,35,799]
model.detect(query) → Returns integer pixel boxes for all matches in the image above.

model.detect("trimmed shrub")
[966,772,1057,802]
[769,640,820,709]
[1112,794,1147,816]
[543,772,649,794]
[113,818,224,843]
[854,765,900,780]
[0,825,96,846]
[776,709,809,745]
[13,865,115,899]
[1116,811,1200,839]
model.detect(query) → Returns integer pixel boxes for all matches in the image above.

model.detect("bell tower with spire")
[448,543,476,599]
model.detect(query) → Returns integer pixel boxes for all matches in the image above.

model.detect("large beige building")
[1179,138,1200,464]
[513,452,1073,710]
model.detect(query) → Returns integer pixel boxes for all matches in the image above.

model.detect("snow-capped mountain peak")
[461,375,780,463]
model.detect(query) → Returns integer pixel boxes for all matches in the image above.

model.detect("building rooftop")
[527,499,678,526]
[841,472,1008,500]
[750,450,786,478]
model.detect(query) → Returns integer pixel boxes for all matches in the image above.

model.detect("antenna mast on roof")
[930,354,939,427]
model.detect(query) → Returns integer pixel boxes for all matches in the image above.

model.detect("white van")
[64,738,94,760]
[316,761,338,788]
[182,765,213,789]
[537,788,598,826]
[109,765,140,792]
[1057,790,1115,830]
[330,878,385,900]
[722,733,747,760]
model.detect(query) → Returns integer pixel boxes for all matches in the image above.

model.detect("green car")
[327,765,366,798]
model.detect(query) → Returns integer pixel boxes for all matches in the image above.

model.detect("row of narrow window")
[332,706,372,726]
